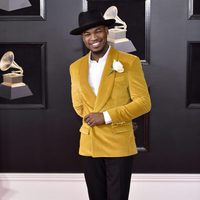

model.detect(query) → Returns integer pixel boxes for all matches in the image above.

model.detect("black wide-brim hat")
[70,10,115,35]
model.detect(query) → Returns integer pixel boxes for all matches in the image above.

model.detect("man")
[69,10,151,200]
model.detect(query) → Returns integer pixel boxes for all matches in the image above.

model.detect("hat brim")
[70,19,115,35]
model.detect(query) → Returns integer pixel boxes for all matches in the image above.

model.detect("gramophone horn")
[104,6,127,30]
[0,51,23,74]
[0,51,14,71]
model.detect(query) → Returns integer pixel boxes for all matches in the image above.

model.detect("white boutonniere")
[109,60,124,75]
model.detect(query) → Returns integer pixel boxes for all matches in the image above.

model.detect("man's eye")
[83,33,90,37]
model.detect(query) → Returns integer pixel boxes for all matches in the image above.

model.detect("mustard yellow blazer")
[70,47,151,157]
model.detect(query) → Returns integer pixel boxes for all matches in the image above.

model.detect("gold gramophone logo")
[0,51,33,100]
[103,6,136,53]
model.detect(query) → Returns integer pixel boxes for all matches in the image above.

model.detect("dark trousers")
[80,155,133,200]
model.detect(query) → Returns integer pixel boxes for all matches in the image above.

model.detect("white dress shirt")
[88,47,112,124]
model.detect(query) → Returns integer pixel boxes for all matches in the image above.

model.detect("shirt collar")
[89,46,111,64]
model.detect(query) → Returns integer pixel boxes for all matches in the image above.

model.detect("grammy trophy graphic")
[0,51,33,100]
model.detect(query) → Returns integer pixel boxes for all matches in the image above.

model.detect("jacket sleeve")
[107,56,151,123]
[69,64,84,118]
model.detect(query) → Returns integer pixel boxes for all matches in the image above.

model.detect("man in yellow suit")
[69,9,151,200]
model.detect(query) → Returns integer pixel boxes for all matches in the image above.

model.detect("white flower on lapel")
[112,60,124,73]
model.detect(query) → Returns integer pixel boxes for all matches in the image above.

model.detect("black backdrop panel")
[188,0,200,19]
[0,43,47,109]
[0,0,46,20]
[193,0,200,15]
[187,42,200,108]
[0,0,200,173]
[87,0,146,61]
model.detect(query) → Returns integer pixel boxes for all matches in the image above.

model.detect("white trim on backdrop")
[0,173,200,200]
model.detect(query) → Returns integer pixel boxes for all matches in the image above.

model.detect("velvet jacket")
[70,47,151,157]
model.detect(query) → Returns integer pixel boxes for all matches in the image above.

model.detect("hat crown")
[70,10,115,35]
[79,10,104,27]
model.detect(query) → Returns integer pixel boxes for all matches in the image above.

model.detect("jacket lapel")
[94,48,118,111]
[79,54,96,108]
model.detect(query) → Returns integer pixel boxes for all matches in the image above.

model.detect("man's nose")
[90,33,97,40]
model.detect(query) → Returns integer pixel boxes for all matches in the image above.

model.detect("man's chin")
[91,47,104,54]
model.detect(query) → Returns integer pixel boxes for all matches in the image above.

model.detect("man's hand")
[84,112,105,127]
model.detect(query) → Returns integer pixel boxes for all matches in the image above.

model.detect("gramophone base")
[108,38,136,53]
[0,84,33,100]
[108,29,127,40]
[0,0,31,12]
